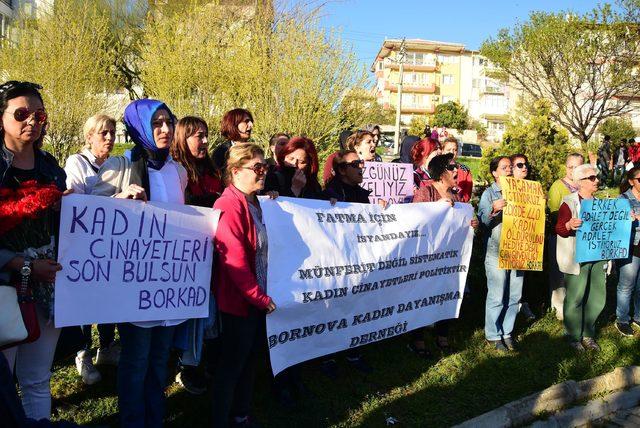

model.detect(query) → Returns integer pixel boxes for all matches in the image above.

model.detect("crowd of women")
[1,80,640,428]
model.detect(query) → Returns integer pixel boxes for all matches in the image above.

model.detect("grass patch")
[458,156,481,180]
[48,234,640,427]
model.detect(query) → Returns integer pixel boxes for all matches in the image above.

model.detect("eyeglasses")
[446,164,457,171]
[344,160,365,169]
[241,162,268,175]
[4,107,47,124]
[515,162,528,169]
[581,175,598,182]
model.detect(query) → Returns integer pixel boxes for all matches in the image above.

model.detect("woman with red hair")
[264,136,323,199]
[412,138,441,188]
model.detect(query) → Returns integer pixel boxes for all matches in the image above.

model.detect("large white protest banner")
[262,197,474,375]
[55,194,219,327]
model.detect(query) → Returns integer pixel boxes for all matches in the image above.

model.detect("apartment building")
[371,39,510,141]
[0,0,50,39]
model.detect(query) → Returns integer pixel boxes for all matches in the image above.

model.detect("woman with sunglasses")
[509,153,537,322]
[64,114,119,386]
[407,154,478,357]
[212,143,276,427]
[555,164,606,351]
[92,99,188,427]
[264,136,322,200]
[319,150,374,377]
[615,166,640,337]
[0,81,66,420]
[511,153,529,180]
[478,156,525,351]
[411,138,441,188]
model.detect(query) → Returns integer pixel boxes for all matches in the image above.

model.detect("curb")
[453,366,640,428]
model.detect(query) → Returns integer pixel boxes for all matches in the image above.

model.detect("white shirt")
[64,149,103,194]
[124,151,188,328]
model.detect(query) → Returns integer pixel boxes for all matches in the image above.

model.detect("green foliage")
[140,2,365,156]
[481,5,640,144]
[470,119,488,141]
[432,101,469,132]
[338,88,395,130]
[408,115,429,137]
[0,0,120,161]
[598,116,637,153]
[479,100,572,190]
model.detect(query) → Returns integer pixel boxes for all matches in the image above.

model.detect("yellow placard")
[498,176,546,271]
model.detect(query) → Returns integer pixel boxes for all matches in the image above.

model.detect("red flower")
[0,181,62,236]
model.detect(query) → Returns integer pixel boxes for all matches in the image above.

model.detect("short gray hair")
[573,163,597,182]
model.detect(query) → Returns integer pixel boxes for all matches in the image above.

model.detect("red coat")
[455,163,473,203]
[213,185,271,317]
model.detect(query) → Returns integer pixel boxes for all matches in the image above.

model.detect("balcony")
[480,85,505,95]
[387,61,438,73]
[384,81,437,94]
[398,104,436,114]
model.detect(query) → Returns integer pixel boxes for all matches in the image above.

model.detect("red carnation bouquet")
[0,180,62,251]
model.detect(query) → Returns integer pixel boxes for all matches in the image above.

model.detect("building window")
[442,74,454,85]
[472,78,479,88]
[376,61,383,71]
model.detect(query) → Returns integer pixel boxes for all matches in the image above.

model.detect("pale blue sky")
[318,0,608,69]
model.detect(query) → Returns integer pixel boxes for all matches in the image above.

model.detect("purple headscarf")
[124,99,174,170]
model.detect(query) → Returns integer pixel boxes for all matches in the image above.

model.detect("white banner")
[55,194,219,327]
[262,197,474,375]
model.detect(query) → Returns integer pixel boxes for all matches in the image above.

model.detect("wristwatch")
[20,256,32,278]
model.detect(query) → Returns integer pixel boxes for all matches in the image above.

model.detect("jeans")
[80,323,116,350]
[2,308,60,421]
[547,234,566,317]
[564,261,607,341]
[117,323,176,428]
[484,253,524,341]
[616,256,640,323]
[212,311,264,428]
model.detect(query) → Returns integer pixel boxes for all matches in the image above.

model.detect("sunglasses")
[241,162,268,175]
[4,107,47,124]
[446,164,457,171]
[98,129,116,138]
[344,160,365,169]
[515,162,528,169]
[581,175,598,182]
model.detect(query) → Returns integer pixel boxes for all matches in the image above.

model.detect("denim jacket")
[620,189,640,247]
[478,181,503,255]
[0,144,66,284]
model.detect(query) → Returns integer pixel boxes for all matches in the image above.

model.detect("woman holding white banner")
[410,153,478,356]
[320,150,374,376]
[65,114,120,386]
[212,143,276,428]
[555,164,607,351]
[478,156,524,352]
[91,99,188,427]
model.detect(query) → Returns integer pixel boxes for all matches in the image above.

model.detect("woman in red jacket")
[212,143,276,428]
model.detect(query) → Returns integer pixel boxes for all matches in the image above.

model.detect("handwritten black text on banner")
[361,161,413,204]
[261,197,474,375]
[55,194,219,327]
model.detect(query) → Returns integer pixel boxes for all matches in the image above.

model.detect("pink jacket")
[213,185,271,317]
